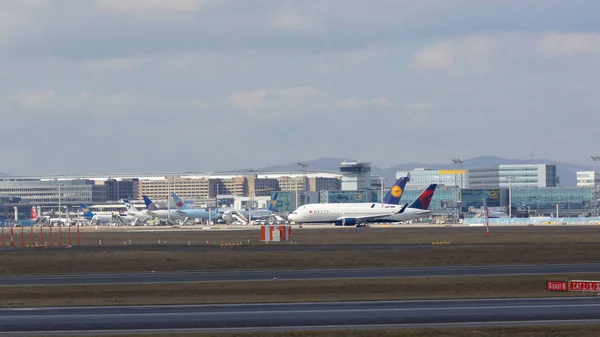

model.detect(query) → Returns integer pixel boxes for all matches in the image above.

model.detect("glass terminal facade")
[511,187,593,217]
[396,169,467,189]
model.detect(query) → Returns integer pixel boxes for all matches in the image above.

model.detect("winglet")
[396,203,409,214]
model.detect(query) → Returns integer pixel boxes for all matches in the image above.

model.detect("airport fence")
[0,222,79,248]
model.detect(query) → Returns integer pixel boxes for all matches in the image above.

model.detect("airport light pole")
[591,156,600,217]
[167,178,171,224]
[379,177,386,206]
[57,183,62,223]
[451,158,464,221]
[507,176,515,218]
[295,162,308,208]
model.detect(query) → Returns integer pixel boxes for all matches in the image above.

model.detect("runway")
[2,297,600,335]
[1,263,599,286]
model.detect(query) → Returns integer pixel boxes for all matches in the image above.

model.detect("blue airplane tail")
[142,195,160,211]
[267,193,278,212]
[172,193,189,209]
[408,184,437,210]
[80,204,94,220]
[382,176,410,205]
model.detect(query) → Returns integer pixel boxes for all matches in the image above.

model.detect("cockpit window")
[291,211,297,215]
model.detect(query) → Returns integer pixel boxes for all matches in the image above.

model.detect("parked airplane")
[5,207,40,227]
[142,195,188,221]
[123,200,153,222]
[34,208,78,225]
[221,192,280,223]
[80,204,138,225]
[172,193,221,221]
[287,184,437,227]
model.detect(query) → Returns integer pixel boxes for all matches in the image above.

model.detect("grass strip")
[2,274,597,308]
[71,226,600,245]
[2,243,600,275]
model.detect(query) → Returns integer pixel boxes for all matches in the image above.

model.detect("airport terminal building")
[1,161,598,221]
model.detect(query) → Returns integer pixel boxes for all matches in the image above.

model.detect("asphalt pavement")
[2,297,600,335]
[1,263,600,286]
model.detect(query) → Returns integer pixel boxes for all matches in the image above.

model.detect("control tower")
[340,161,371,191]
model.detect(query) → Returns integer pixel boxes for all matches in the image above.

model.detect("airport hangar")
[0,161,598,222]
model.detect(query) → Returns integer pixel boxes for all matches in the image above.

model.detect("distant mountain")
[256,156,593,187]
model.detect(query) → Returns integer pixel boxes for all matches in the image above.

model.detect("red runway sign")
[546,280,568,292]
[569,280,600,292]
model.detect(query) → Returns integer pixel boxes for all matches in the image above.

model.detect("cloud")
[12,90,170,120]
[81,57,147,71]
[405,102,435,111]
[227,87,394,121]
[14,89,58,108]
[96,0,214,15]
[412,41,455,69]
[268,4,324,33]
[539,33,600,55]
[226,87,327,118]
[314,46,386,74]
[337,97,394,110]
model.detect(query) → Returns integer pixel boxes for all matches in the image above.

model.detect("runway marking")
[4,302,600,319]
[1,296,597,313]
[3,319,600,336]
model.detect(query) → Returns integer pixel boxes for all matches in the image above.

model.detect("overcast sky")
[1,0,598,175]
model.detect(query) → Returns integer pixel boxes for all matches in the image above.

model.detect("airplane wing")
[337,212,395,222]
[335,205,407,222]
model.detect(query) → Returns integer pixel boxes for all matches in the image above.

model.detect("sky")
[1,0,599,175]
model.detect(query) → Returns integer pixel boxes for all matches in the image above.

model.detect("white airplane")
[287,184,437,227]
[123,199,153,223]
[221,192,280,223]
[80,204,138,225]
[141,195,189,222]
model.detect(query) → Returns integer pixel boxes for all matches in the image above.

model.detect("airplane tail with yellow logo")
[383,176,410,205]
[267,192,278,212]
[80,204,95,220]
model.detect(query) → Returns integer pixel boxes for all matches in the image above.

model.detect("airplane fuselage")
[288,203,430,224]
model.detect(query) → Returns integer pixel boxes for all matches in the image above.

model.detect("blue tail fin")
[80,204,94,220]
[408,184,437,210]
[383,176,410,205]
[267,193,278,212]
[143,195,159,211]
[172,193,189,209]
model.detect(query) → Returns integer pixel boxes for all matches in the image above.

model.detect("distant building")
[468,164,557,189]
[105,178,140,201]
[308,177,341,192]
[247,175,280,197]
[276,175,307,192]
[577,171,597,187]
[340,161,371,191]
[396,168,467,189]
[0,179,93,205]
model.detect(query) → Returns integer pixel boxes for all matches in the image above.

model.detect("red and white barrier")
[261,225,292,242]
